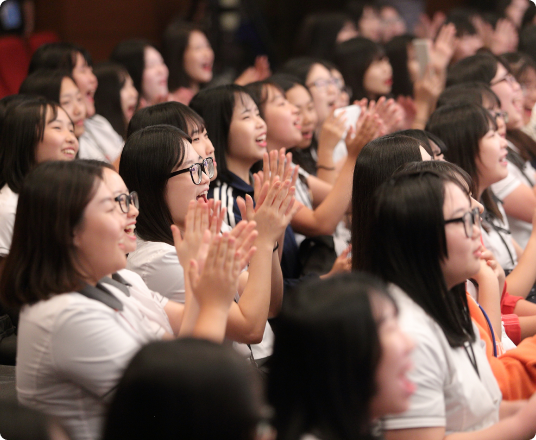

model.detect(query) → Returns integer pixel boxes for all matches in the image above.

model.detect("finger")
[245,194,255,219]
[280,184,295,214]
[200,200,209,232]
[222,235,236,273]
[291,165,299,188]
[274,179,291,210]
[205,234,221,270]
[217,206,226,233]
[283,152,293,180]
[171,224,183,248]
[262,152,270,177]
[240,245,257,270]
[185,200,196,234]
[217,233,230,270]
[187,259,200,290]
[256,181,270,208]
[270,150,278,183]
[277,148,286,179]
[234,220,256,249]
[263,179,283,208]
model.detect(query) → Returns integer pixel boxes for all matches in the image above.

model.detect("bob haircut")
[385,34,415,98]
[437,82,501,109]
[0,160,103,308]
[351,134,423,273]
[269,272,394,440]
[28,42,93,75]
[127,101,204,139]
[293,12,355,60]
[333,37,386,100]
[110,39,162,100]
[0,98,61,193]
[190,84,254,185]
[244,79,286,120]
[502,52,536,83]
[162,20,210,92]
[446,53,502,87]
[279,57,332,86]
[19,69,74,102]
[371,169,475,347]
[119,124,189,246]
[103,338,259,440]
[426,102,500,218]
[94,61,131,139]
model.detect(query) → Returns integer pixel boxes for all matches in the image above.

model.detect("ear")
[72,223,83,249]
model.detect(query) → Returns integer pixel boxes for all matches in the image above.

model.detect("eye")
[192,136,200,142]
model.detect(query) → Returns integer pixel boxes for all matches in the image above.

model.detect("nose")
[290,102,299,116]
[256,114,267,130]
[127,200,139,218]
[471,196,484,215]
[402,329,415,354]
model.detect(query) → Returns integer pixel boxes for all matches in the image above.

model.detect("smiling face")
[142,46,169,105]
[441,182,482,289]
[363,57,393,99]
[490,62,523,130]
[189,124,217,180]
[519,66,536,124]
[286,84,318,148]
[59,77,86,138]
[476,125,509,189]
[306,63,339,125]
[102,168,139,254]
[71,52,98,118]
[262,85,303,151]
[165,142,210,229]
[184,30,214,86]
[227,93,268,170]
[73,178,128,285]
[120,74,139,124]
[369,295,415,419]
[35,106,79,163]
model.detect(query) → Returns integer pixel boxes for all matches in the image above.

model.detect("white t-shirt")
[79,115,124,163]
[16,283,163,440]
[0,184,18,257]
[481,202,518,271]
[491,143,535,249]
[382,285,501,434]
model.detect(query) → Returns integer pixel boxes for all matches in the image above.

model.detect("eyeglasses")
[114,191,139,214]
[169,157,214,184]
[490,73,517,87]
[444,207,481,238]
[306,77,338,90]
[490,110,509,124]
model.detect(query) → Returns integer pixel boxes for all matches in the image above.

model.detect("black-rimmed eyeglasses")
[114,191,139,214]
[444,208,481,238]
[169,157,214,185]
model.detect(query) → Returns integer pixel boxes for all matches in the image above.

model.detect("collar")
[100,272,131,297]
[226,171,254,194]
[76,282,124,311]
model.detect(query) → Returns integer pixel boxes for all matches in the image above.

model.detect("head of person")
[103,338,260,440]
[269,273,414,440]
[270,73,318,149]
[346,1,382,42]
[385,34,417,98]
[120,124,209,244]
[93,61,139,140]
[370,169,479,347]
[162,20,214,92]
[519,23,536,62]
[394,129,434,157]
[280,57,339,126]
[0,94,35,139]
[444,11,484,64]
[502,52,536,124]
[245,80,303,152]
[190,84,266,184]
[427,102,507,194]
[446,53,523,129]
[334,37,392,101]
[28,42,97,117]
[379,4,407,43]
[19,68,86,138]
[0,98,78,194]
[293,12,358,59]
[351,134,425,273]
[328,64,352,108]
[110,40,169,108]
[127,101,215,179]
[0,160,127,309]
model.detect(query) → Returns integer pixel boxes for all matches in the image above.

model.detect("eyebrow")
[241,106,253,114]
[99,197,114,204]
[450,206,468,217]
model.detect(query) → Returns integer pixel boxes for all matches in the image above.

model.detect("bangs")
[185,113,206,136]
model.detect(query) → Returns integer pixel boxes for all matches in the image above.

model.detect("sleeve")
[382,324,447,430]
[50,308,141,400]
[491,163,522,200]
[0,208,15,257]
[139,249,185,304]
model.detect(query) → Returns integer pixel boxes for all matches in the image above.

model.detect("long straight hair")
[371,170,475,347]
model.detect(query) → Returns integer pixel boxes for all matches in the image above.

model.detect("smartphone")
[413,38,430,78]
[334,104,361,133]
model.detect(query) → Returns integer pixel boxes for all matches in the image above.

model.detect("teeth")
[256,134,266,142]
[63,148,76,155]
[124,225,135,234]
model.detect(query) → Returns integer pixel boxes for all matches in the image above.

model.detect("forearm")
[505,236,536,298]
[316,142,337,184]
[191,306,230,343]
[176,279,200,337]
[411,101,431,130]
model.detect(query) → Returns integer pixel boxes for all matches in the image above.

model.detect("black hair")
[0,160,103,308]
[127,101,203,139]
[346,1,380,26]
[269,272,394,440]
[446,53,499,87]
[394,129,433,156]
[437,82,501,109]
[445,8,479,37]
[162,20,210,92]
[502,51,536,83]
[0,94,35,140]
[190,84,254,185]
[385,34,415,97]
[0,402,54,439]
[119,124,188,245]
[521,3,536,29]
[103,338,259,440]
[351,134,423,273]
[371,170,476,347]
[293,12,355,60]
[28,42,93,75]
[333,37,386,100]
[426,102,502,220]
[94,61,131,139]
[243,79,286,120]
[0,98,62,193]
[19,68,74,102]
[279,57,332,86]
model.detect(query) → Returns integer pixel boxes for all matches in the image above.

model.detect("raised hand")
[317,109,347,153]
[345,105,380,158]
[431,23,456,70]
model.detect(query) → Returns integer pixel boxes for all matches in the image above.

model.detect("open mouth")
[124,224,136,240]
[202,63,212,72]
[302,130,313,139]
[293,120,302,130]
[86,90,95,103]
[255,133,267,147]
[196,190,208,203]
[62,147,77,158]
